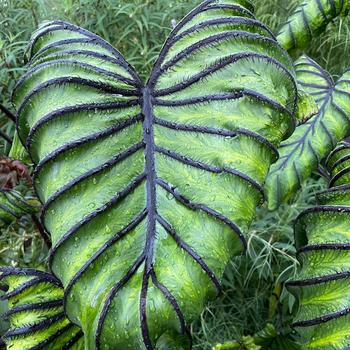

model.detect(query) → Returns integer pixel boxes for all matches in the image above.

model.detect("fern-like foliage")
[0,267,83,349]
[277,0,350,52]
[287,141,350,349]
[265,55,350,210]
[14,1,297,348]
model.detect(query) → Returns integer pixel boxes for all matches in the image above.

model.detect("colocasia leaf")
[0,267,83,349]
[14,1,297,349]
[287,141,350,349]
[265,55,350,210]
[277,0,350,53]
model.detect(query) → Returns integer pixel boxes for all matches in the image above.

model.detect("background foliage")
[0,0,348,348]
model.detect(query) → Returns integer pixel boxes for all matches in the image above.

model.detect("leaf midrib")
[140,86,158,349]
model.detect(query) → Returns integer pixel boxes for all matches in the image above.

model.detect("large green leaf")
[265,55,350,210]
[277,0,350,53]
[14,1,297,349]
[0,267,83,349]
[287,141,350,349]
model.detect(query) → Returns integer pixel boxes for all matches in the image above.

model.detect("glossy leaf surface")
[277,0,350,52]
[0,189,39,225]
[0,267,83,350]
[265,55,350,210]
[288,141,350,349]
[14,1,297,348]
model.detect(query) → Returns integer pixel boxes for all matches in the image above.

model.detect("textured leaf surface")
[0,189,39,225]
[265,55,350,210]
[287,141,350,349]
[0,267,83,350]
[294,90,318,126]
[14,1,297,349]
[277,0,350,52]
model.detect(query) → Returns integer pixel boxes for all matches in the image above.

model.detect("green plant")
[0,267,83,349]
[2,0,350,349]
[287,140,350,349]
[10,0,299,348]
[213,323,300,350]
[277,0,350,53]
[0,189,39,225]
[0,105,14,152]
[265,54,350,209]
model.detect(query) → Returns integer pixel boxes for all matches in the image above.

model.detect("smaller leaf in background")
[287,141,350,349]
[212,324,301,350]
[213,336,260,350]
[0,189,40,226]
[254,324,301,350]
[0,267,84,350]
[265,55,350,210]
[326,141,350,187]
[213,342,242,350]
[277,0,350,53]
